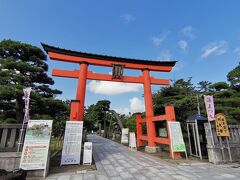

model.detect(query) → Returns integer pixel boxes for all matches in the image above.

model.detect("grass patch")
[50,138,63,155]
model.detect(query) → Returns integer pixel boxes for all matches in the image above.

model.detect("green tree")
[122,113,137,132]
[153,78,200,130]
[84,100,111,132]
[198,81,212,92]
[0,39,61,122]
[209,82,229,91]
[227,63,240,91]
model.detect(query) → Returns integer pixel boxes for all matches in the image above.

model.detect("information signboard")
[83,142,92,165]
[215,113,230,137]
[20,120,52,170]
[159,128,168,137]
[168,122,186,152]
[61,121,83,165]
[121,128,129,144]
[129,132,136,149]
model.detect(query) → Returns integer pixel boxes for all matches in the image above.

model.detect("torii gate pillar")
[143,69,156,148]
[70,63,88,121]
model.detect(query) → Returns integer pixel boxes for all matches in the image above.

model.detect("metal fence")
[0,124,26,152]
[204,123,240,164]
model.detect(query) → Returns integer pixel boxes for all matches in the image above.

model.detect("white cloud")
[114,97,145,115]
[178,40,188,51]
[151,31,170,46]
[114,108,131,115]
[88,81,142,95]
[181,26,195,39]
[129,97,145,113]
[120,14,135,24]
[201,41,228,58]
[157,50,172,60]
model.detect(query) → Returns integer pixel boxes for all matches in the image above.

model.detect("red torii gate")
[42,43,180,157]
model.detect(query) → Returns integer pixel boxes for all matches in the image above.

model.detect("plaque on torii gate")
[42,43,181,157]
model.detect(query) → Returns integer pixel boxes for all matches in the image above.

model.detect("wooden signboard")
[215,113,230,137]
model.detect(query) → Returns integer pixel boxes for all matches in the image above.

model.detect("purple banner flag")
[204,95,215,121]
[23,87,31,123]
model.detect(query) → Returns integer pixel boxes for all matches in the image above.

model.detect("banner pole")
[18,87,31,152]
[17,122,25,152]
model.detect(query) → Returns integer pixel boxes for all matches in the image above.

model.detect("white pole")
[17,122,25,152]
[195,120,202,160]
[187,123,192,156]
[192,123,198,156]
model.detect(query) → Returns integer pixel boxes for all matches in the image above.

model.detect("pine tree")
[0,39,62,123]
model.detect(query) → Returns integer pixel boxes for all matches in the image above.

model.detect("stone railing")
[204,123,240,164]
[0,124,26,152]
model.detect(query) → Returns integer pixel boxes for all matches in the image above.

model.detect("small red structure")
[42,43,180,157]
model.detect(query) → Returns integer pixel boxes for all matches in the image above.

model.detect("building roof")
[41,43,177,67]
[186,114,208,123]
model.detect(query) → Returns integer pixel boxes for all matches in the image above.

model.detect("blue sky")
[1,1,240,114]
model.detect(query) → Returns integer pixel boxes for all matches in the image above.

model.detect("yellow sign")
[215,113,230,137]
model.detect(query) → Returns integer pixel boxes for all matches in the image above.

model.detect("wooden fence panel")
[204,123,240,164]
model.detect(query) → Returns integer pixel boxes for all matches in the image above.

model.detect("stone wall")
[0,152,21,171]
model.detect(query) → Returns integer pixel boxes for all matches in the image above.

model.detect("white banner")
[83,142,92,165]
[61,121,83,165]
[20,120,52,170]
[23,87,32,123]
[121,128,129,144]
[129,132,136,148]
[204,95,215,121]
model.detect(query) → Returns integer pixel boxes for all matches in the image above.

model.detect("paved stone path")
[47,135,240,180]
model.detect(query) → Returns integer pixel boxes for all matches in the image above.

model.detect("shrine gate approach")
[42,43,180,157]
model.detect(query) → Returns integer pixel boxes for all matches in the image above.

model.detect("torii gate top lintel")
[41,43,177,72]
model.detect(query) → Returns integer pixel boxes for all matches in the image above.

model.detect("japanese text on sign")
[204,95,215,121]
[61,121,83,165]
[215,113,230,137]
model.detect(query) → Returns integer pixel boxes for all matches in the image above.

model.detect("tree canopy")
[227,63,240,92]
[153,63,240,125]
[0,39,63,123]
[84,100,111,131]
